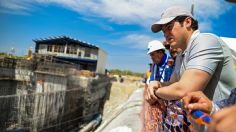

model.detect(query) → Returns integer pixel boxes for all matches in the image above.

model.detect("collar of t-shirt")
[181,30,200,56]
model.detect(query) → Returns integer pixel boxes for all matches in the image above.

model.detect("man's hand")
[209,105,236,132]
[145,81,161,104]
[181,91,212,114]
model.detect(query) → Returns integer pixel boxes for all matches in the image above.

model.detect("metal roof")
[33,36,99,49]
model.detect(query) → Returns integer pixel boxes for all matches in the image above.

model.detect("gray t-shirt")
[173,30,236,132]
[174,30,236,101]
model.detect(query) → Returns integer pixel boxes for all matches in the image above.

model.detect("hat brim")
[147,50,153,55]
[147,48,157,54]
[151,17,176,33]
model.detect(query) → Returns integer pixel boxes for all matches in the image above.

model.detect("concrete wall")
[96,48,107,74]
[0,79,31,130]
[79,76,111,119]
[0,58,111,131]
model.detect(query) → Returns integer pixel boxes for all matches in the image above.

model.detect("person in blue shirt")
[142,40,174,132]
[147,40,171,83]
[146,40,189,132]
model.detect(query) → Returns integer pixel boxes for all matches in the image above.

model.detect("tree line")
[108,69,144,77]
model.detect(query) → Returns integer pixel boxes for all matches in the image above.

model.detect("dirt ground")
[101,75,145,122]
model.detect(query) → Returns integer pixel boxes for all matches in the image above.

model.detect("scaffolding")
[0,57,111,131]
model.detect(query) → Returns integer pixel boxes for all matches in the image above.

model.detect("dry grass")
[123,75,143,82]
[102,76,144,122]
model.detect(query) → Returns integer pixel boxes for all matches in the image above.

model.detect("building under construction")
[34,36,107,74]
[0,36,111,132]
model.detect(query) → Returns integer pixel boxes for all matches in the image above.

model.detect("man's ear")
[184,17,192,29]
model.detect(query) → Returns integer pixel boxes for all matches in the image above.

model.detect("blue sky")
[0,0,235,73]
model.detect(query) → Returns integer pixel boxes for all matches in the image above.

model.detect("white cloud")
[0,0,232,49]
[194,1,231,19]
[0,0,34,15]
[103,33,164,49]
[1,0,232,72]
[79,17,114,31]
[0,0,231,26]
[199,21,212,32]
[121,34,156,49]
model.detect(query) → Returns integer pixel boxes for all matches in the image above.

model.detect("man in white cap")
[146,40,171,83]
[141,40,177,132]
[146,6,236,131]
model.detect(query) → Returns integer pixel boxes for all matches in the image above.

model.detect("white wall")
[38,44,48,54]
[96,48,107,74]
[221,37,236,65]
[38,44,98,60]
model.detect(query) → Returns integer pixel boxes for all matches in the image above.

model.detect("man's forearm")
[155,82,186,100]
[155,69,210,101]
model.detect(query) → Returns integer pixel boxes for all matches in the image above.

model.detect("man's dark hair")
[163,41,170,49]
[175,15,198,30]
[164,44,170,50]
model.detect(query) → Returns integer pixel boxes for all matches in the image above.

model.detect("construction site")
[0,35,146,132]
[2,1,236,132]
[0,36,116,132]
[0,56,114,132]
[1,36,236,132]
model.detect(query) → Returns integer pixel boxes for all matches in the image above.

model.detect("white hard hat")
[147,40,165,54]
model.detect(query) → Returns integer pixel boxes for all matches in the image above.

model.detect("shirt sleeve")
[186,34,224,75]
[215,88,236,108]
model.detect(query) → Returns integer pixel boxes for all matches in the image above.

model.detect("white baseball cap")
[151,6,194,33]
[147,40,165,54]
